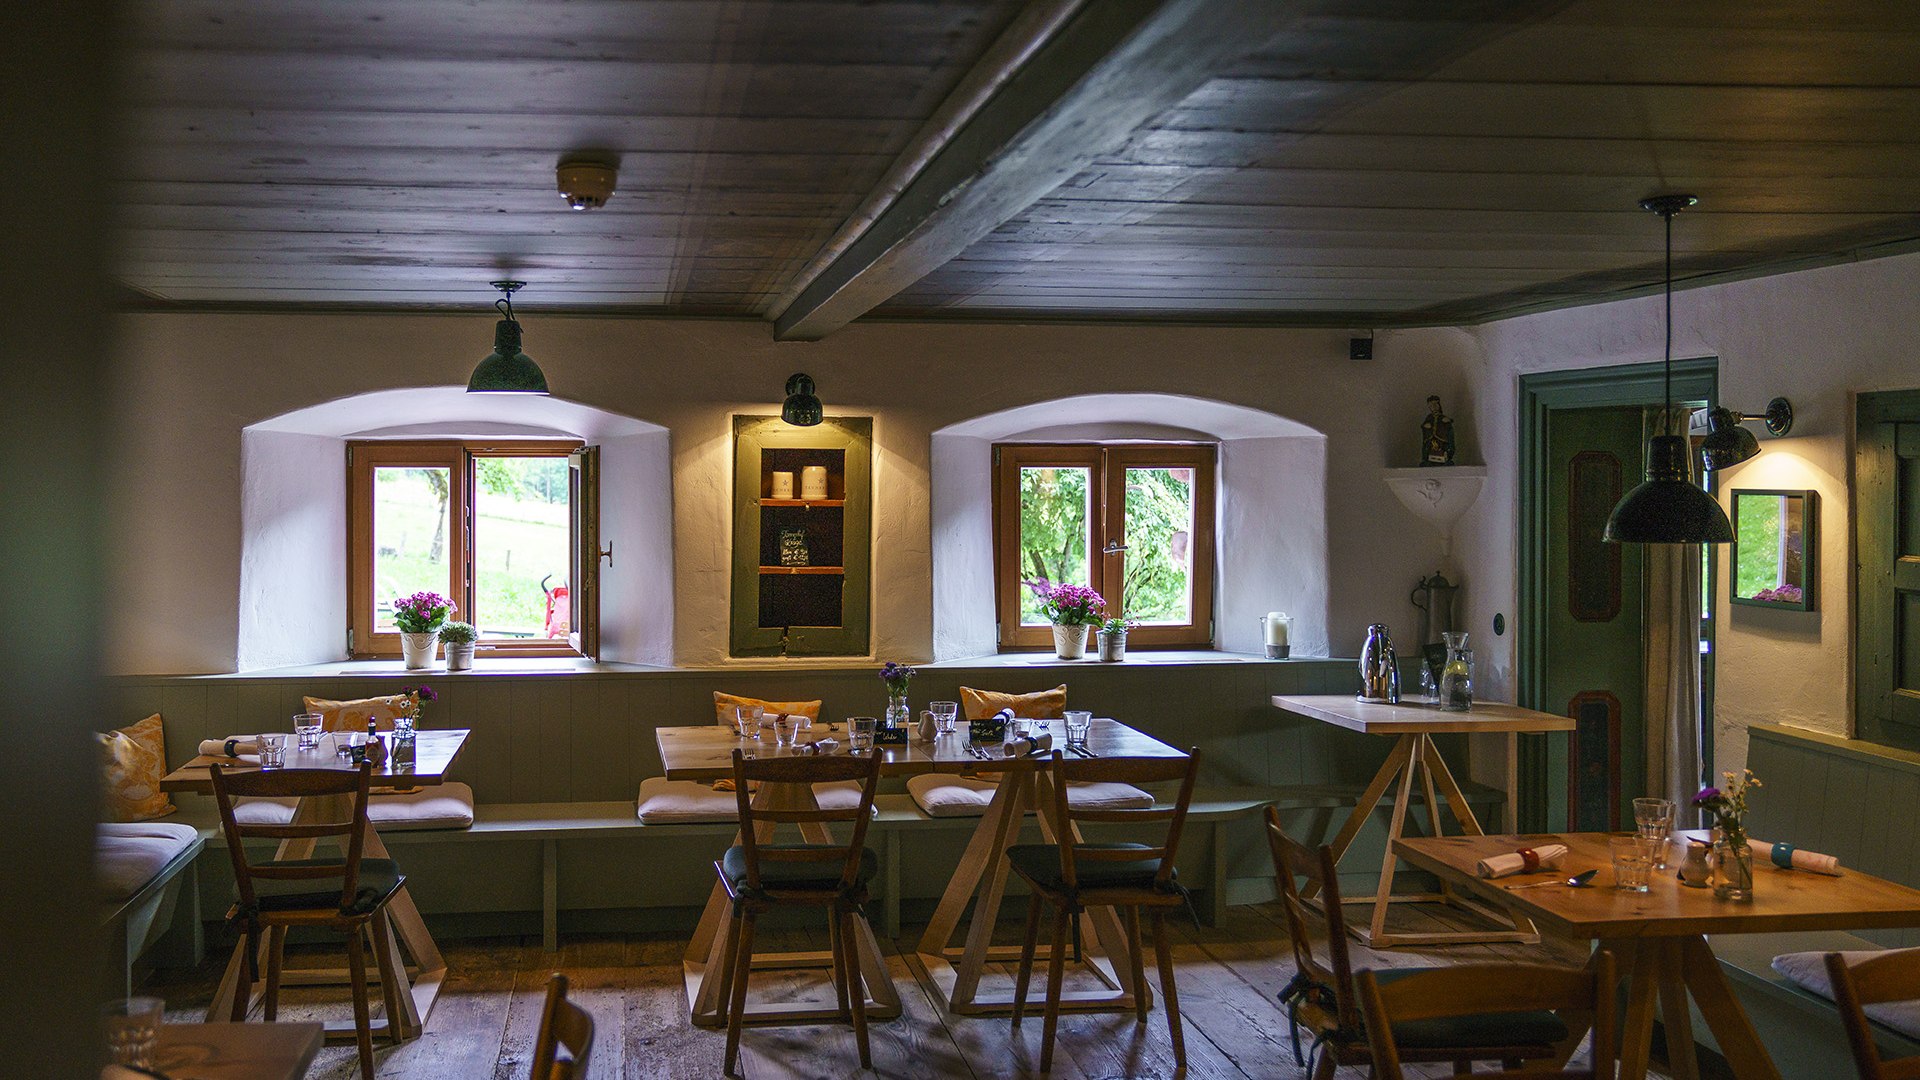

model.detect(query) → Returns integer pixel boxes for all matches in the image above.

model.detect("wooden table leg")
[1366,735,1423,945]
[1616,939,1661,1080]
[1679,935,1783,1080]
[1303,736,1414,901]
[1657,938,1702,1080]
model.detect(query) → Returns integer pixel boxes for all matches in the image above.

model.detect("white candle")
[1265,612,1290,646]
[800,466,829,501]
[769,471,794,499]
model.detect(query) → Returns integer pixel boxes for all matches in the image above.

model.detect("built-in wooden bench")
[100,823,211,995]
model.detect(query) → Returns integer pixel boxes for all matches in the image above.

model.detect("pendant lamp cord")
[1662,208,1673,429]
[495,295,515,323]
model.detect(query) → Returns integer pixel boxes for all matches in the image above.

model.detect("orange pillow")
[960,685,1067,721]
[713,692,822,727]
[304,694,414,732]
[98,713,175,822]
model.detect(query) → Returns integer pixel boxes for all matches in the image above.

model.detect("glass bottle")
[1439,631,1473,712]
[885,691,910,731]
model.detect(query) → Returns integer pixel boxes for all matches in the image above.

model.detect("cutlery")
[1505,868,1598,890]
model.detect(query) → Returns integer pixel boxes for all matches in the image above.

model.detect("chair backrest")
[1825,948,1920,1080]
[729,748,882,895]
[1044,749,1199,892]
[530,972,595,1080]
[209,763,373,916]
[1356,953,1616,1080]
[1263,805,1358,1027]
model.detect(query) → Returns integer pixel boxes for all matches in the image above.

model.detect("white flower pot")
[1051,623,1090,660]
[400,632,438,669]
[443,642,475,671]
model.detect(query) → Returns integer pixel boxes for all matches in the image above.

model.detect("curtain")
[1644,411,1706,819]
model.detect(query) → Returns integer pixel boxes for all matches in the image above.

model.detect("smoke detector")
[556,159,616,210]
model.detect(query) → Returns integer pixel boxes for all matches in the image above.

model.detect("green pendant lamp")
[466,280,550,395]
[1603,195,1733,545]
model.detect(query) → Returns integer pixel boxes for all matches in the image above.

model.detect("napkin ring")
[1518,847,1541,872]
[1771,842,1795,870]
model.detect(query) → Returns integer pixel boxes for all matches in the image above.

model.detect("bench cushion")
[635,778,864,824]
[232,782,476,832]
[303,694,414,732]
[713,692,821,726]
[904,774,1154,818]
[97,821,201,902]
[1772,948,1920,1039]
[960,685,1067,720]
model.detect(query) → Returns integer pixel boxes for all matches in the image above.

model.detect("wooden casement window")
[992,443,1216,650]
[348,440,600,660]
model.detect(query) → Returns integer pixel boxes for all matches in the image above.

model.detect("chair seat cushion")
[720,844,877,895]
[635,778,865,824]
[1369,967,1570,1049]
[231,782,475,832]
[1772,948,1920,1039]
[1005,842,1173,893]
[905,774,1153,818]
[243,857,404,917]
[96,821,201,902]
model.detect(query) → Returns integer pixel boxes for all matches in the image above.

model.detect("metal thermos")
[1358,624,1400,704]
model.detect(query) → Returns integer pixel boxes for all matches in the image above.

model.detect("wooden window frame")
[348,439,591,660]
[992,443,1216,650]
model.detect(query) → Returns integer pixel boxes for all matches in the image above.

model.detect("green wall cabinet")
[730,415,872,657]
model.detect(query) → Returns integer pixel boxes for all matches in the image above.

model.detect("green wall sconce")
[781,373,823,426]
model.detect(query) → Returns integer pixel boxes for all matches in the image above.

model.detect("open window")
[348,440,599,659]
[992,443,1216,649]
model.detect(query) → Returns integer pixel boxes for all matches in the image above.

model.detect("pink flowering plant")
[1027,580,1106,626]
[391,591,455,634]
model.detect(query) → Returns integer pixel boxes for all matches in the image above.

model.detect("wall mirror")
[1730,489,1816,610]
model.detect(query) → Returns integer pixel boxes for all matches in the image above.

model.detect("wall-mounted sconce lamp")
[781,373,822,426]
[1699,397,1794,471]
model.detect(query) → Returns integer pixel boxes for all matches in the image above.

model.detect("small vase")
[1712,832,1755,902]
[443,642,475,671]
[400,632,438,670]
[1052,623,1089,660]
[885,692,910,730]
[1097,629,1127,662]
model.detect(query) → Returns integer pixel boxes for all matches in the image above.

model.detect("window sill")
[923,649,1331,669]
[216,657,672,679]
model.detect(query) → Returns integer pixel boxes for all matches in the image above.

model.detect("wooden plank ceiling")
[118,0,1920,330]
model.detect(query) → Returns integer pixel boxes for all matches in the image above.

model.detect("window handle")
[599,542,614,566]
[1101,542,1128,555]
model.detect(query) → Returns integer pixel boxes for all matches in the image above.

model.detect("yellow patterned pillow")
[959,684,1068,721]
[304,694,413,732]
[98,714,175,822]
[712,692,822,727]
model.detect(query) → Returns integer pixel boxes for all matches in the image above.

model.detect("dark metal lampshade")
[1604,434,1733,544]
[781,373,822,426]
[1698,407,1760,470]
[467,318,550,394]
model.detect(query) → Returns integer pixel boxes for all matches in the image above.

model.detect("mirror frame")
[1729,488,1817,611]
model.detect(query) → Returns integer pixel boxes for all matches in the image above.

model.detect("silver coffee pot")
[1358,623,1400,704]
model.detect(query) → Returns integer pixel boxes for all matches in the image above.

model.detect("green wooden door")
[1857,392,1920,745]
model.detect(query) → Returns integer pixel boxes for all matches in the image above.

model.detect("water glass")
[930,700,959,735]
[1064,710,1092,747]
[769,714,797,747]
[1634,797,1676,868]
[346,730,369,765]
[104,996,162,1068]
[848,716,877,752]
[293,713,323,750]
[1009,716,1032,739]
[734,704,764,739]
[256,733,286,769]
[1610,835,1655,892]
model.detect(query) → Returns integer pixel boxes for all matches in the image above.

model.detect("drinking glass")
[734,704,764,739]
[848,716,877,752]
[769,714,797,747]
[1064,710,1092,747]
[1009,717,1032,739]
[293,712,323,750]
[104,996,163,1068]
[1634,797,1676,868]
[256,733,286,769]
[1610,835,1655,892]
[930,701,959,735]
[346,730,369,765]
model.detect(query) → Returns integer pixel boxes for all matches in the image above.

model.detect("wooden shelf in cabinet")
[758,498,845,508]
[759,565,845,575]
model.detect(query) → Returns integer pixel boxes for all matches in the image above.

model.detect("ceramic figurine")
[1421,394,1456,466]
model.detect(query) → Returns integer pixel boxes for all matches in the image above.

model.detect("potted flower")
[1028,580,1105,660]
[392,591,455,669]
[1694,769,1763,901]
[879,661,916,727]
[438,621,477,671]
[1097,615,1135,662]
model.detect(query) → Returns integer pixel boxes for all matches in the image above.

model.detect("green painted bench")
[101,825,210,996]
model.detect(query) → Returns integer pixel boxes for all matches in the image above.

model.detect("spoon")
[1505,869,1598,890]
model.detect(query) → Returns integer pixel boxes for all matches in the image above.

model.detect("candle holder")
[1260,611,1293,658]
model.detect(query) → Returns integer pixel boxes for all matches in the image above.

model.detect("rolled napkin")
[994,707,1016,723]
[1476,843,1570,879]
[1750,837,1842,876]
[799,738,840,756]
[1004,733,1054,757]
[200,737,257,758]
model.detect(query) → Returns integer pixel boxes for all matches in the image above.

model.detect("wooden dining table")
[1396,831,1920,1080]
[159,728,470,1043]
[656,717,1189,1024]
[146,1021,324,1080]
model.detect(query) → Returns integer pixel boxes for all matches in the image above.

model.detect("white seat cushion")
[231,782,476,832]
[97,821,201,902]
[635,778,865,824]
[1773,949,1920,1039]
[905,774,1154,819]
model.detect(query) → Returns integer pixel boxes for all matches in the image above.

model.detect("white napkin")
[1004,733,1054,757]
[798,738,840,756]
[1476,843,1569,879]
[1749,837,1842,876]
[199,737,256,757]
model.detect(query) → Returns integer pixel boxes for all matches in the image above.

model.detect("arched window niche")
[930,393,1329,661]
[240,387,671,670]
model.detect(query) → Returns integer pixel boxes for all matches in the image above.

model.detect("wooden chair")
[530,972,595,1080]
[1355,952,1617,1080]
[1263,806,1565,1077]
[1007,749,1200,1074]
[1825,948,1920,1080]
[714,747,883,1077]
[209,762,406,1080]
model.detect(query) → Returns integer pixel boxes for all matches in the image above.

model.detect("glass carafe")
[1439,631,1473,712]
